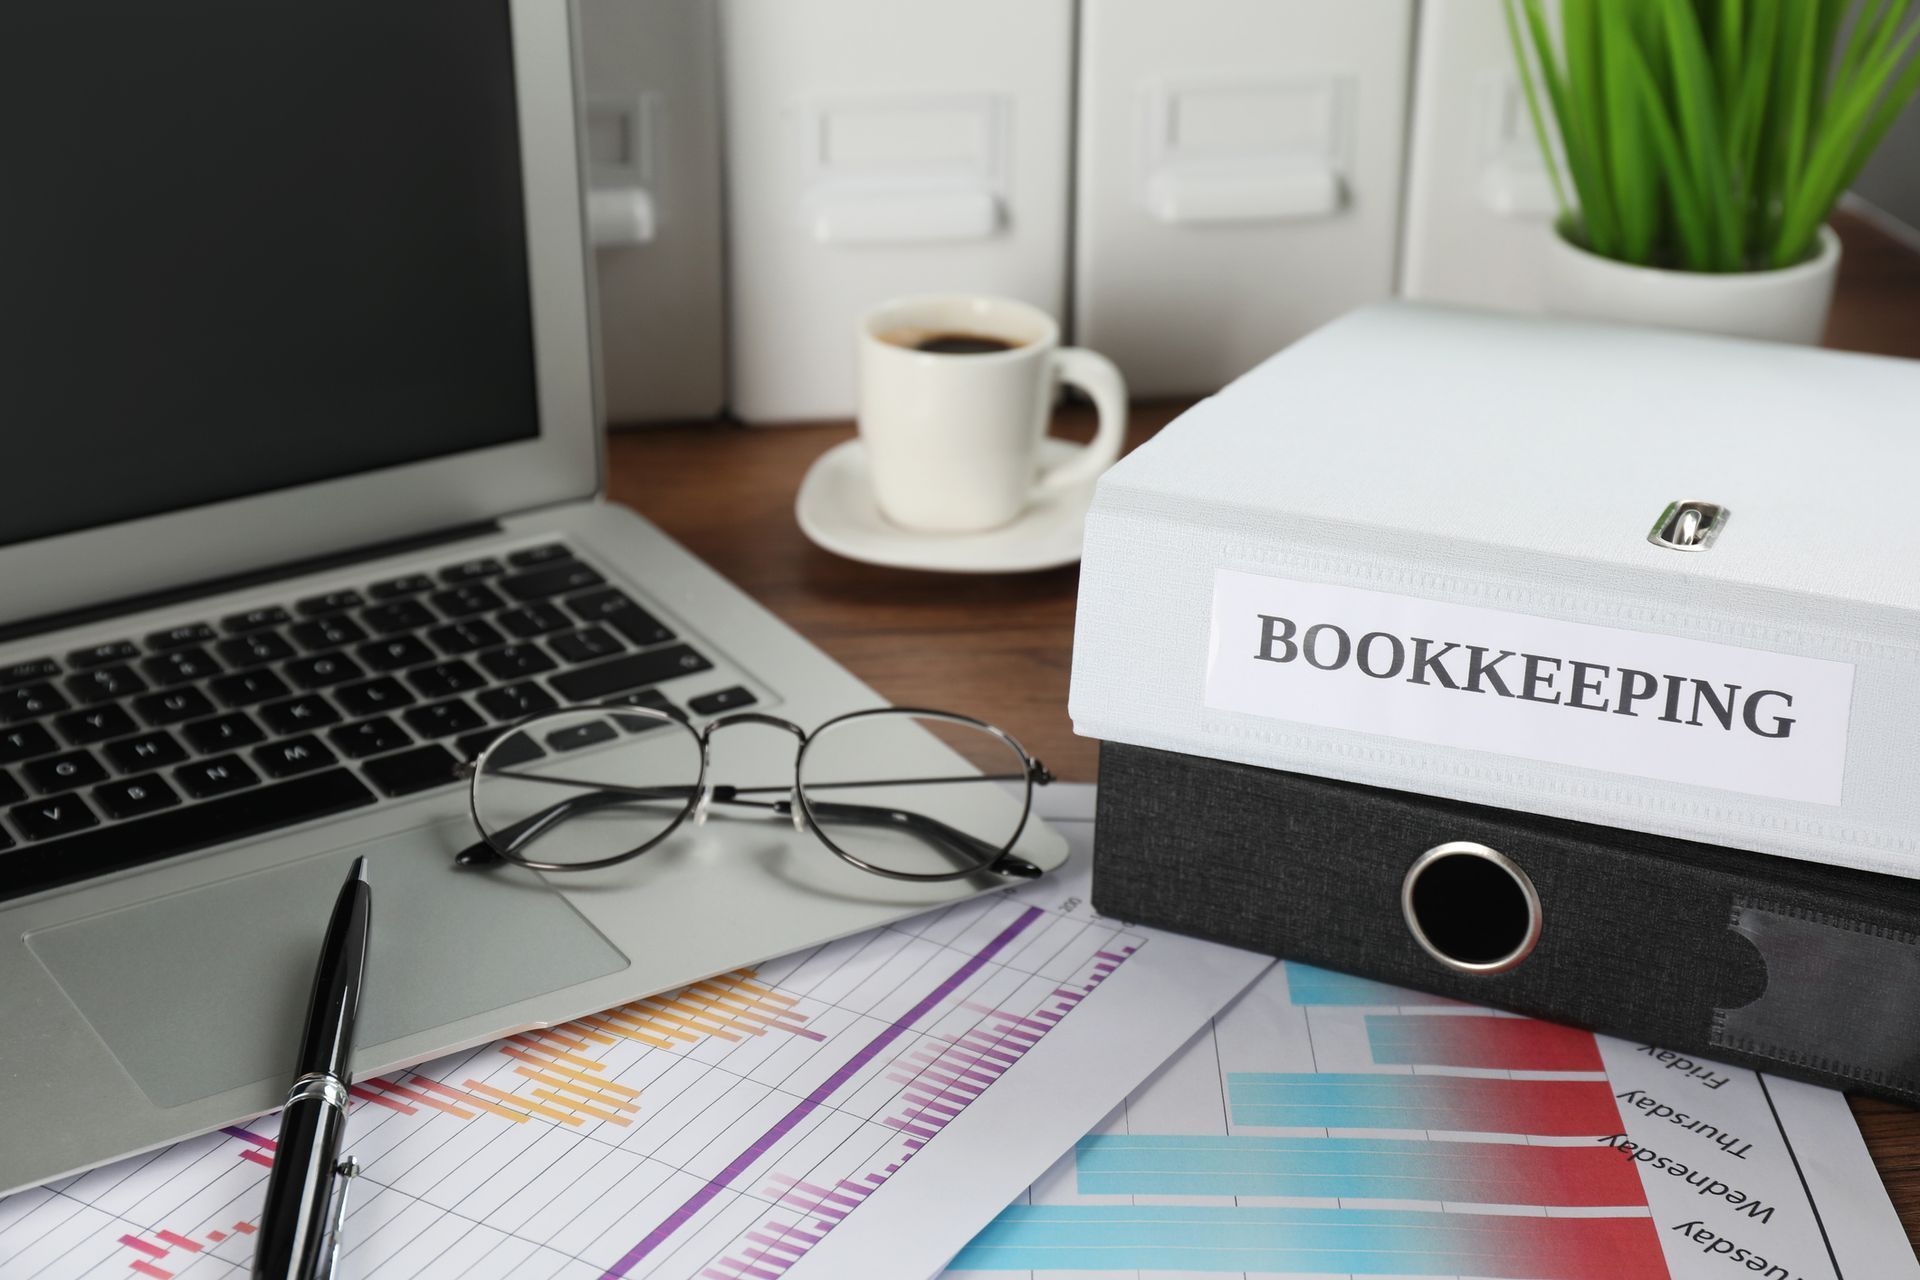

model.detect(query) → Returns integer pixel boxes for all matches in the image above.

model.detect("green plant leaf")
[1560,0,1625,255]
[1660,0,1741,267]
[1616,12,1716,268]
[1598,0,1659,263]
[1779,0,1824,201]
[1503,0,1573,220]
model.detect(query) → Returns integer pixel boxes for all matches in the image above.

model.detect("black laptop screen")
[0,0,542,548]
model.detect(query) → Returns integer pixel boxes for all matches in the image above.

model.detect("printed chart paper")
[0,785,1269,1280]
[945,961,1919,1280]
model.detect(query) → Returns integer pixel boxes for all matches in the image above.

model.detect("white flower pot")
[1544,224,1841,345]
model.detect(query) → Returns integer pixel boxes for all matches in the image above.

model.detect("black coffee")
[912,333,1016,355]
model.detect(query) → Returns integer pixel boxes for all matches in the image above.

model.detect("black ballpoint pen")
[253,856,371,1280]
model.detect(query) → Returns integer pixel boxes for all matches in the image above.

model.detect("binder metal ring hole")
[1401,842,1541,975]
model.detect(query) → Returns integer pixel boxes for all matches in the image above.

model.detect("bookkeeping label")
[1205,570,1854,806]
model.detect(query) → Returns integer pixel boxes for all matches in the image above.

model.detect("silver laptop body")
[0,0,1065,1195]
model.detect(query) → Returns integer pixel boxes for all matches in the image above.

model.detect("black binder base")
[1093,741,1920,1105]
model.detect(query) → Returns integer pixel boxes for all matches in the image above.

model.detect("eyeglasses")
[453,703,1053,882]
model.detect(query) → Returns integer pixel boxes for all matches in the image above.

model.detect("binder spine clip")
[1711,900,1920,1095]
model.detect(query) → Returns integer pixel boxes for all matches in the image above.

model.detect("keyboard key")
[222,605,290,633]
[24,749,109,794]
[456,728,513,764]
[406,660,485,699]
[216,630,297,668]
[369,573,434,599]
[504,562,605,601]
[361,600,437,635]
[548,627,623,665]
[133,687,216,726]
[403,699,486,739]
[253,734,337,778]
[69,641,138,668]
[358,636,436,671]
[66,665,147,704]
[361,743,460,797]
[329,717,412,759]
[689,686,758,717]
[429,583,504,618]
[105,730,188,772]
[427,619,505,656]
[297,589,364,616]
[56,705,140,744]
[146,623,216,650]
[548,720,617,752]
[478,644,556,681]
[0,723,59,763]
[290,615,367,651]
[0,771,23,807]
[476,682,559,722]
[0,658,59,687]
[286,653,365,689]
[10,793,99,841]
[508,544,573,568]
[609,689,677,713]
[1,683,69,722]
[184,712,265,753]
[335,677,414,718]
[439,557,504,582]
[550,645,714,702]
[0,769,375,901]
[566,590,675,647]
[498,603,572,639]
[94,774,180,820]
[209,669,292,707]
[142,647,222,687]
[260,694,342,734]
[175,754,261,799]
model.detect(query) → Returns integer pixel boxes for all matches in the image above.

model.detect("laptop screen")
[0,0,542,549]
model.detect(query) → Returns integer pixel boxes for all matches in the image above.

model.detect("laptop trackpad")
[26,823,629,1109]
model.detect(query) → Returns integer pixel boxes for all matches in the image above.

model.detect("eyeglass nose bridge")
[690,712,810,830]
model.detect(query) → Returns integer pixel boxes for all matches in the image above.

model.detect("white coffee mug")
[857,294,1127,534]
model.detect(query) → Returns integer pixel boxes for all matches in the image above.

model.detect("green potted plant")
[1506,0,1920,343]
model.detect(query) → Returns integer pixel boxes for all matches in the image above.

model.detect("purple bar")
[220,1125,277,1151]
[1094,951,1127,962]
[598,906,1044,1279]
[745,1231,804,1257]
[964,1003,1052,1033]
[863,1173,887,1186]
[883,1116,940,1140]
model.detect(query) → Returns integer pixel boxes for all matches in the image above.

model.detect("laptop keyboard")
[0,542,739,902]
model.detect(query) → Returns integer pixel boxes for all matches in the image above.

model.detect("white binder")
[1071,303,1920,876]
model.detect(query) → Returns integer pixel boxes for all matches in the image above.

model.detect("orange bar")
[529,1088,632,1125]
[662,994,763,1036]
[461,1079,583,1125]
[606,1007,702,1044]
[411,1076,531,1123]
[562,1019,619,1046]
[500,1046,642,1096]
[727,974,798,1006]
[523,1027,596,1056]
[368,1078,476,1120]
[689,980,806,1021]
[580,1013,681,1051]
[630,1000,743,1042]
[513,1066,640,1109]
[506,1035,608,1072]
[233,1222,257,1236]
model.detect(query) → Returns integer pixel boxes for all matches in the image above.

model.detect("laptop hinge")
[0,520,503,646]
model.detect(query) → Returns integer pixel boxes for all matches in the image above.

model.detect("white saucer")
[796,438,1098,573]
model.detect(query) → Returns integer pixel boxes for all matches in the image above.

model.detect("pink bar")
[154,1231,202,1252]
[238,1150,274,1168]
[863,1173,886,1185]
[130,1263,172,1280]
[737,1246,793,1271]
[744,1231,806,1257]
[968,1005,1052,1033]
[119,1235,168,1259]
[894,1108,950,1130]
[794,1180,859,1209]
[835,1179,875,1197]
[949,1035,1019,1066]
[904,1139,925,1149]
[1095,951,1127,962]
[884,1116,940,1140]
[760,1220,825,1245]
[348,1083,416,1114]
[903,1093,961,1118]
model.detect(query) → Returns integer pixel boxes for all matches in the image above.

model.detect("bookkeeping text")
[1253,615,1797,740]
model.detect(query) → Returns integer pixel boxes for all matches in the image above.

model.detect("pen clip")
[321,1156,360,1280]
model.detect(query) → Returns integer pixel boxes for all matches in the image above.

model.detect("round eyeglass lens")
[796,711,1032,880]
[473,705,704,868]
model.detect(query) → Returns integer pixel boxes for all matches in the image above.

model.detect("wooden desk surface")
[606,206,1920,1247]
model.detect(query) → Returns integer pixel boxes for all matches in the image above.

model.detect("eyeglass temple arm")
[455,778,1043,879]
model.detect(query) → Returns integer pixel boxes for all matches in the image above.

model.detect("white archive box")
[721,0,1074,423]
[1071,303,1920,877]
[1073,0,1414,398]
[578,0,726,424]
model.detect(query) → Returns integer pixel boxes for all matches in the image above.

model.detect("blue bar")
[1284,962,1456,1007]
[1073,1134,1509,1202]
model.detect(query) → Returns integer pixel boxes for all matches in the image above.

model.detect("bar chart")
[944,962,1685,1279]
[0,884,1149,1280]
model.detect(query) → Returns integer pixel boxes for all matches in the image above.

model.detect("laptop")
[0,0,1066,1195]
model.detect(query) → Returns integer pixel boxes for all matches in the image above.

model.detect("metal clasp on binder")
[1649,500,1730,552]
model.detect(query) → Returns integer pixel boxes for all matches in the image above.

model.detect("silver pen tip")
[350,855,370,884]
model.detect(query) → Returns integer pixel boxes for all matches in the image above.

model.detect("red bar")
[238,1149,273,1168]
[233,1221,258,1235]
[349,1082,418,1114]
[118,1234,167,1259]
[1366,1015,1605,1072]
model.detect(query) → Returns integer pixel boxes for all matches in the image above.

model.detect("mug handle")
[1035,347,1128,495]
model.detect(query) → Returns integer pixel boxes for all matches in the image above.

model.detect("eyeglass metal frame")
[457,702,1053,882]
